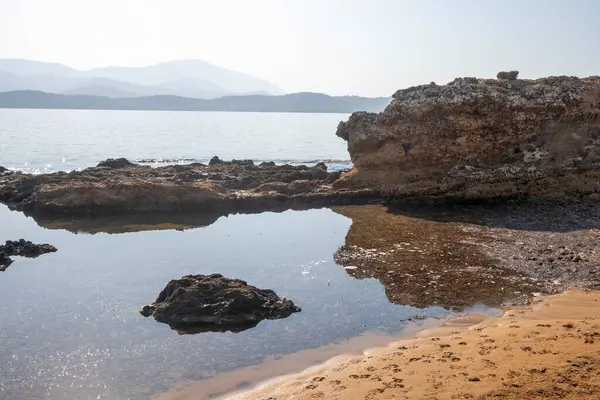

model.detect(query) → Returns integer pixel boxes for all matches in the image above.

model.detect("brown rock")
[335,76,600,200]
[0,160,365,217]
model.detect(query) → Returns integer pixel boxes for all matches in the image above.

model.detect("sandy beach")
[223,290,600,399]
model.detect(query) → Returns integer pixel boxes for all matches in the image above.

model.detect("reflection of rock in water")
[31,211,224,234]
[332,205,534,310]
[140,274,301,334]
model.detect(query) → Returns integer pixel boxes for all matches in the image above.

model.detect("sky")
[1,0,600,96]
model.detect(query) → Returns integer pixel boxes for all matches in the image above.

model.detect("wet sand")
[152,321,445,400]
[226,290,600,399]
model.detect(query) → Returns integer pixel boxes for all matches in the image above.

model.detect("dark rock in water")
[0,166,7,173]
[0,253,13,271]
[140,273,301,334]
[208,156,223,166]
[0,239,57,258]
[259,161,276,167]
[313,162,328,170]
[96,158,136,169]
[232,159,255,166]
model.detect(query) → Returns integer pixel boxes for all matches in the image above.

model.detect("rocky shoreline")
[2,76,600,219]
[0,158,379,218]
[332,200,600,311]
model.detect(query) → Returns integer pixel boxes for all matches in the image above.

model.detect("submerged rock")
[0,239,57,257]
[140,273,301,334]
[335,75,600,200]
[96,158,136,169]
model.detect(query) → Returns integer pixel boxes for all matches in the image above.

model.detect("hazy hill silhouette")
[0,59,284,99]
[0,90,391,113]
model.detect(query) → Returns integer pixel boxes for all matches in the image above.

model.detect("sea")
[0,109,352,173]
[0,109,495,400]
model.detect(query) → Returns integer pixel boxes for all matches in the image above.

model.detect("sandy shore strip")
[224,290,600,400]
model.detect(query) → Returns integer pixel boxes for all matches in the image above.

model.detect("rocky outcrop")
[0,239,57,271]
[140,273,301,334]
[335,76,600,200]
[0,239,57,257]
[0,158,375,217]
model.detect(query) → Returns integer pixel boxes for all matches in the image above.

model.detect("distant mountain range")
[0,59,284,99]
[0,90,391,113]
[0,59,390,112]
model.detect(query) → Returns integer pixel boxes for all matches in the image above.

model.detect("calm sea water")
[0,109,351,173]
[0,205,459,400]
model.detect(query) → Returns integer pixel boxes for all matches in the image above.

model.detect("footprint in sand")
[312,377,326,382]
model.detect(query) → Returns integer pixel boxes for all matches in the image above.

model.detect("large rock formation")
[140,274,301,334]
[335,76,600,200]
[0,158,375,217]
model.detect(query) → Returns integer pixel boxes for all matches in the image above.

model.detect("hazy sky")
[2,0,599,96]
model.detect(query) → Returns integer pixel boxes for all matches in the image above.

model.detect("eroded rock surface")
[332,205,534,310]
[0,158,374,217]
[140,273,301,334]
[333,201,600,310]
[336,76,600,200]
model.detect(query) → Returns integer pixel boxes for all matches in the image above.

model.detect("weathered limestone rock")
[335,76,600,200]
[140,273,301,334]
[0,158,365,217]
